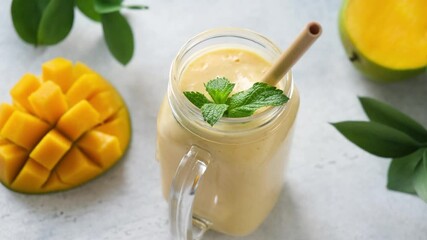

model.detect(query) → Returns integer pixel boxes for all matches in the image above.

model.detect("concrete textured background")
[0,0,426,239]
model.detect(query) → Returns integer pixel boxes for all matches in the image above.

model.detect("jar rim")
[168,27,294,140]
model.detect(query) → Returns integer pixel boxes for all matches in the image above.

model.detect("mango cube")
[28,81,68,124]
[11,159,50,193]
[43,172,70,192]
[73,61,96,80]
[56,100,100,140]
[66,74,110,107]
[30,130,71,170]
[0,103,15,131]
[56,147,101,185]
[10,73,41,113]
[77,130,122,168]
[95,108,130,152]
[42,58,74,93]
[0,144,27,184]
[89,91,123,122]
[1,111,50,150]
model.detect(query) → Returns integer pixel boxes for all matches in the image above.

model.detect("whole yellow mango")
[339,0,427,82]
[0,58,131,193]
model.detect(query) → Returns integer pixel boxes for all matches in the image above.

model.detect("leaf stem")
[123,5,149,10]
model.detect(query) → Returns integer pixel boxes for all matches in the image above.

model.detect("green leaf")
[183,92,212,109]
[227,82,289,117]
[37,0,75,45]
[359,97,427,142]
[205,77,235,104]
[94,0,122,14]
[413,150,427,202]
[387,148,424,194]
[201,103,228,126]
[101,11,134,65]
[11,0,50,44]
[332,121,420,158]
[76,0,101,22]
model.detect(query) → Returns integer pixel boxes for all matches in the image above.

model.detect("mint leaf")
[332,121,420,158]
[205,77,235,104]
[413,150,427,202]
[387,149,424,194]
[359,97,427,142]
[183,92,212,108]
[201,103,228,126]
[227,82,289,117]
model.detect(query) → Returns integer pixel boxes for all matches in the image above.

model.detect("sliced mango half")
[0,58,131,193]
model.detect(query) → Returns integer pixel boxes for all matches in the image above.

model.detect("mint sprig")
[332,97,427,202]
[183,77,289,126]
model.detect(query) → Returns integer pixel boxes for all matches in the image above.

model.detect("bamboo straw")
[261,22,322,86]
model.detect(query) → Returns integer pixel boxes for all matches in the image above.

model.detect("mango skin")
[0,58,131,194]
[338,0,427,82]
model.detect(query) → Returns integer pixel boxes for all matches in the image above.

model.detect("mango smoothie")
[156,30,300,236]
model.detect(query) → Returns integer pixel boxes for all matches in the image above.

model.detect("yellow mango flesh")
[0,137,10,145]
[43,172,70,192]
[30,130,72,170]
[12,159,50,193]
[78,130,122,168]
[28,81,69,124]
[73,61,97,80]
[56,100,100,140]
[0,104,15,128]
[66,74,110,107]
[10,73,40,113]
[89,91,123,122]
[344,0,427,70]
[0,144,27,184]
[0,58,131,193]
[56,147,102,186]
[42,58,75,92]
[95,108,131,152]
[1,111,50,150]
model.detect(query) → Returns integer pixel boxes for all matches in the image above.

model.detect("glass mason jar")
[156,28,300,239]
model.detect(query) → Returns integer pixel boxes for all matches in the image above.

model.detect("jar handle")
[169,145,212,240]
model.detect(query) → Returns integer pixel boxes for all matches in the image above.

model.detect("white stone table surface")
[0,0,426,239]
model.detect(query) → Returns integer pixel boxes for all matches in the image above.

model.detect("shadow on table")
[203,182,309,240]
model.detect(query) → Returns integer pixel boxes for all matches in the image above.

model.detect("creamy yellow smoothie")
[157,43,299,236]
